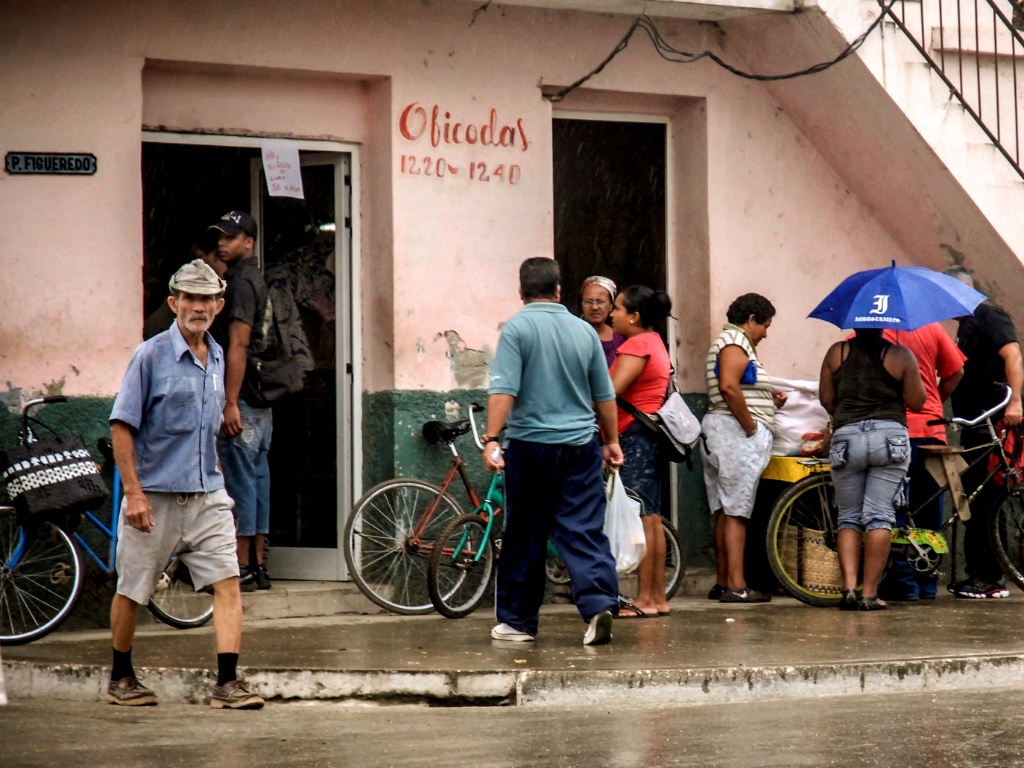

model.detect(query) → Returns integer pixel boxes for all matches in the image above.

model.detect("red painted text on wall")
[399,103,529,152]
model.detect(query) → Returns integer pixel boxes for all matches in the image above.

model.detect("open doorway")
[141,137,355,580]
[552,117,666,324]
[552,116,671,521]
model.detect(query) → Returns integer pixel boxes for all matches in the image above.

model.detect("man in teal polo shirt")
[482,257,623,646]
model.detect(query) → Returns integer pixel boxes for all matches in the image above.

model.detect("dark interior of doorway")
[141,142,337,555]
[552,118,670,520]
[552,118,666,323]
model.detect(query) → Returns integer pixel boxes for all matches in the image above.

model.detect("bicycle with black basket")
[0,397,213,645]
[764,386,1024,606]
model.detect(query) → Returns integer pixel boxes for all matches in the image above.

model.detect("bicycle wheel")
[344,479,464,615]
[765,473,844,607]
[0,512,84,645]
[990,491,1024,592]
[544,538,571,586]
[427,514,496,619]
[147,555,214,629]
[663,520,685,600]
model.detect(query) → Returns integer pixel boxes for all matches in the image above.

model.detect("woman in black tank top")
[819,329,926,610]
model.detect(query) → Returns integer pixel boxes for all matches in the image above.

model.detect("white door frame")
[141,131,363,580]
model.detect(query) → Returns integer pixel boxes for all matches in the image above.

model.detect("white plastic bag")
[603,472,647,574]
[769,377,831,456]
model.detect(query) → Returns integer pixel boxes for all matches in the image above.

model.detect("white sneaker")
[490,623,535,642]
[583,610,613,646]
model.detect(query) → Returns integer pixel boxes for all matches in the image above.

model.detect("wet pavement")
[5,592,1024,706]
[3,687,1023,768]
[9,592,1024,671]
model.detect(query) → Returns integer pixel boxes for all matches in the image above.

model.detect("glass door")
[250,152,352,580]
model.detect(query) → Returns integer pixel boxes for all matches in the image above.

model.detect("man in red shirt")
[878,323,965,601]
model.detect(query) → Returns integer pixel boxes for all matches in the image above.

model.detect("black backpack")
[241,286,307,408]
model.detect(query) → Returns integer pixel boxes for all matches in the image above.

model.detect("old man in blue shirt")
[107,259,263,710]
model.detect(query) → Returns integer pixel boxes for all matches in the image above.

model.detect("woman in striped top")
[702,294,787,603]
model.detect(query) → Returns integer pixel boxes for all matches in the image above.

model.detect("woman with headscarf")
[703,293,787,604]
[609,285,673,617]
[819,328,925,610]
[580,276,625,367]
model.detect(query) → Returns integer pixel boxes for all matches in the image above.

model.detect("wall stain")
[2,377,66,412]
[438,330,490,388]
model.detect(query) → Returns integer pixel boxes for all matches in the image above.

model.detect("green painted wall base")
[1,397,119,631]
[362,390,713,567]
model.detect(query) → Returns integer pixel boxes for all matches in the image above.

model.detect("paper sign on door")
[261,141,304,199]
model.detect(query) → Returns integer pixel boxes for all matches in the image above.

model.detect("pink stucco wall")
[0,0,985,399]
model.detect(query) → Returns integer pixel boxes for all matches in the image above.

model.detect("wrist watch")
[482,435,499,445]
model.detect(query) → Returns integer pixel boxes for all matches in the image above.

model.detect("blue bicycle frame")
[72,466,121,575]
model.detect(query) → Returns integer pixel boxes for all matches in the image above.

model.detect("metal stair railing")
[880,0,1024,181]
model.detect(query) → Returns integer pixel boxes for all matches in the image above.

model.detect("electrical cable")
[545,3,896,102]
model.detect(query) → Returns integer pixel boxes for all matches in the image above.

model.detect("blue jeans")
[218,401,272,537]
[497,436,619,635]
[830,419,911,533]
[881,437,944,599]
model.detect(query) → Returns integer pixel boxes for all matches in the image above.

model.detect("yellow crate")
[761,456,829,484]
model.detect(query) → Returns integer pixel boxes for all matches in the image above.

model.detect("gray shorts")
[115,488,239,605]
[701,412,773,519]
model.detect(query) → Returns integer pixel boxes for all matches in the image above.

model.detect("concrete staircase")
[726,0,1024,317]
[854,0,1024,263]
[239,581,383,620]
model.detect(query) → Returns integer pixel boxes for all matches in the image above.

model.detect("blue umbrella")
[809,262,987,331]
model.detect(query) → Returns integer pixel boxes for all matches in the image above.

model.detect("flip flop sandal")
[617,605,652,619]
[616,598,652,619]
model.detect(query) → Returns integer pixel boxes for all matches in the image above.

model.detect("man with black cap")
[108,259,263,709]
[209,211,273,592]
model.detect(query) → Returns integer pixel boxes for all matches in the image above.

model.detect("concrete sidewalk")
[5,592,1024,707]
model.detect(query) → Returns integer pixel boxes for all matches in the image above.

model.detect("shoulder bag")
[617,369,702,468]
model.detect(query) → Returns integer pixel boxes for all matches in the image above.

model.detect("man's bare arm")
[482,394,514,473]
[111,421,154,533]
[937,368,964,403]
[595,399,623,470]
[999,341,1024,426]
[222,319,252,437]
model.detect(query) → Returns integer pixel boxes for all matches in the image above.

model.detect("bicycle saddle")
[422,419,472,445]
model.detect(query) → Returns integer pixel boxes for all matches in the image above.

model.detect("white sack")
[769,377,831,456]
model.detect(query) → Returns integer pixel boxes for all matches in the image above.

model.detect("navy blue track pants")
[496,436,619,635]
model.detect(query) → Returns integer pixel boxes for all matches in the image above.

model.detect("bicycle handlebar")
[22,396,67,415]
[468,402,485,450]
[925,384,1012,428]
[19,396,69,441]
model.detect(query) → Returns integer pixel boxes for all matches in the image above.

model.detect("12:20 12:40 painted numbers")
[400,154,521,184]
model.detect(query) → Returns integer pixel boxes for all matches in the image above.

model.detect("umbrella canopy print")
[808,262,987,331]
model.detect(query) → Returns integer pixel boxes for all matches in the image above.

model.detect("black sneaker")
[951,578,1009,599]
[707,584,724,600]
[239,565,257,593]
[719,588,771,603]
[255,563,271,591]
